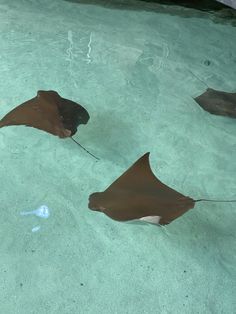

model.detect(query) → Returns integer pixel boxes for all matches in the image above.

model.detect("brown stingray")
[194,88,236,118]
[0,90,90,137]
[88,153,195,225]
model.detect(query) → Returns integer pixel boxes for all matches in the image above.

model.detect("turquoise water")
[0,1,236,313]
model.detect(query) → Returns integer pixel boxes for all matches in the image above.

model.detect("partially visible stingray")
[88,153,236,225]
[0,90,99,159]
[194,88,236,118]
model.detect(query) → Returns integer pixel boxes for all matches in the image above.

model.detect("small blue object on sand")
[20,205,50,219]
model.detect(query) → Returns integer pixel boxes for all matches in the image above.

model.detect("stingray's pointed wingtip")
[140,152,151,164]
[142,152,151,159]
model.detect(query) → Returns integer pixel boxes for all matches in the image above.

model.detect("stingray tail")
[70,137,100,160]
[194,199,236,203]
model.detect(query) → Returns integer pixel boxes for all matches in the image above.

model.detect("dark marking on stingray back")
[58,98,90,136]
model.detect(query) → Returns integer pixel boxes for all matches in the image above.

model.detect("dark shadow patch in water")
[64,0,236,26]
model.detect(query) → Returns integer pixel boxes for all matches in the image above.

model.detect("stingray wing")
[0,91,70,138]
[105,153,185,200]
[194,88,236,118]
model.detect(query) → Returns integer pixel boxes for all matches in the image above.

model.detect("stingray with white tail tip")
[88,153,236,225]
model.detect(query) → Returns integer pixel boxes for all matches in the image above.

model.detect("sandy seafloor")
[0,1,236,313]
